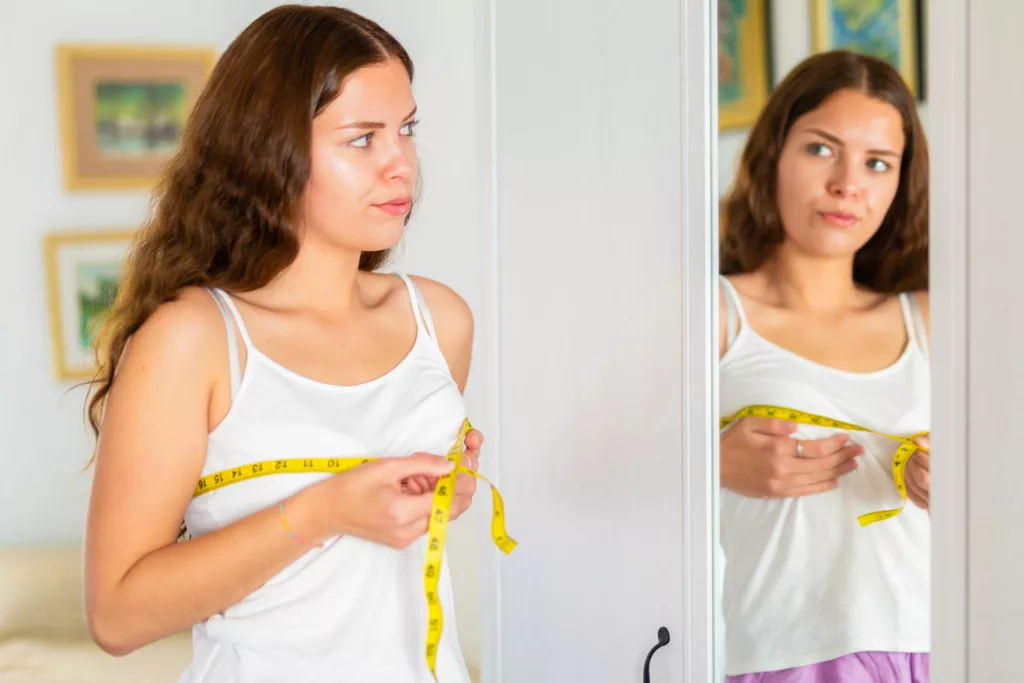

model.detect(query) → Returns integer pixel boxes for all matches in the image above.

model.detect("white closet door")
[482,0,716,681]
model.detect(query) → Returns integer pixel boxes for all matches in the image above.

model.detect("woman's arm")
[84,288,451,655]
[84,290,327,654]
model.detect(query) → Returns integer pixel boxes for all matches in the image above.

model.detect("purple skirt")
[726,652,929,683]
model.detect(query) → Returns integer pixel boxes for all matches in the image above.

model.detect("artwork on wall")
[56,44,216,191]
[718,0,773,131]
[810,0,924,99]
[45,231,136,381]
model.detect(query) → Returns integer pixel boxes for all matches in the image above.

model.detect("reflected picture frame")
[44,230,137,381]
[55,44,216,191]
[810,0,924,100]
[717,0,772,131]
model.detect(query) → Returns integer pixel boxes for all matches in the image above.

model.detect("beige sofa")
[0,544,191,683]
[0,545,481,682]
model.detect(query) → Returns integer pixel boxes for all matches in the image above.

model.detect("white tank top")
[177,274,472,683]
[718,276,931,676]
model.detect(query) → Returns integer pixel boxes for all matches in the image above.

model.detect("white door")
[477,0,718,681]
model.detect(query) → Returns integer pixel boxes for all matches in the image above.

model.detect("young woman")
[718,50,931,682]
[83,6,482,682]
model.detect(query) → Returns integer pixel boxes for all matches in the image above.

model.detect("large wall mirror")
[712,3,950,683]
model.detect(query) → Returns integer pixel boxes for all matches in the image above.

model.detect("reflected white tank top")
[718,276,931,676]
[177,274,471,683]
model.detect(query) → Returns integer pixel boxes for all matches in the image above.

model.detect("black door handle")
[642,626,670,683]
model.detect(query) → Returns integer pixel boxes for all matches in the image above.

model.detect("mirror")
[714,1,932,682]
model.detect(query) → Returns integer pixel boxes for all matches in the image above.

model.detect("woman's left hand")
[905,433,930,510]
[450,429,482,521]
[402,429,483,522]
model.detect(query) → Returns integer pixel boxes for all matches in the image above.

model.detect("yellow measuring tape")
[191,418,516,681]
[720,405,929,527]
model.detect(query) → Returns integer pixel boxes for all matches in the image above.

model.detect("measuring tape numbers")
[720,405,929,527]
[192,417,517,681]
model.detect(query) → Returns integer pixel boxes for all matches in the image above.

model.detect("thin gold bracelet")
[278,501,323,549]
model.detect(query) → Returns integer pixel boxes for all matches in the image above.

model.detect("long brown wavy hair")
[85,5,415,443]
[720,50,928,293]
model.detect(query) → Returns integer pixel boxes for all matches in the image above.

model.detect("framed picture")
[56,44,216,191]
[44,231,136,381]
[718,0,773,131]
[810,0,924,99]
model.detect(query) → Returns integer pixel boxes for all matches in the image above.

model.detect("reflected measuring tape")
[720,405,929,527]
[191,417,517,681]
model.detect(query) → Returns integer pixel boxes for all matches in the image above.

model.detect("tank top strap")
[900,292,930,362]
[206,287,252,398]
[396,273,438,340]
[719,276,747,348]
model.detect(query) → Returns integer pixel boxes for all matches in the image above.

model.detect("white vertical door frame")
[928,0,969,682]
[475,1,501,682]
[682,0,718,682]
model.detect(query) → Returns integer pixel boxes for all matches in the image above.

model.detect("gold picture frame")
[56,44,216,191]
[718,0,772,131]
[810,0,922,98]
[44,230,137,381]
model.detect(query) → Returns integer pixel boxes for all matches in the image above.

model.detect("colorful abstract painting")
[811,0,922,97]
[718,0,772,130]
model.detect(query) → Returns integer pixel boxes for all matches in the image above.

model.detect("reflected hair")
[719,49,928,293]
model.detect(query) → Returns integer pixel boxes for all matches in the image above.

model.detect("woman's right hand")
[720,417,863,499]
[298,454,456,549]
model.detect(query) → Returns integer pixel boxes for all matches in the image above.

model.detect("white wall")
[717,0,929,196]
[0,0,266,546]
[0,0,489,675]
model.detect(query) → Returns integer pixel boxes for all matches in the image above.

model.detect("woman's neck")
[256,237,365,316]
[760,245,861,313]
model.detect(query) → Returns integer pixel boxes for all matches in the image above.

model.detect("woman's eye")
[350,134,371,149]
[400,119,420,136]
[867,158,891,172]
[807,142,832,157]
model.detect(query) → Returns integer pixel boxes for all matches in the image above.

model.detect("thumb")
[748,417,798,436]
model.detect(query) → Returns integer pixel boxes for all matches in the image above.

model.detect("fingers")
[793,432,855,459]
[464,429,484,451]
[747,417,799,436]
[409,475,437,495]
[911,451,930,473]
[787,457,858,488]
[449,495,471,522]
[789,443,863,474]
[908,457,930,490]
[401,477,423,495]
[914,433,931,451]
[392,453,456,479]
[760,439,860,497]
[454,473,478,498]
[905,470,929,510]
